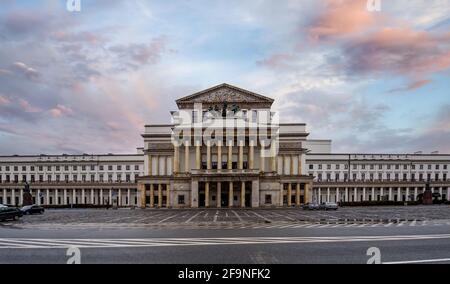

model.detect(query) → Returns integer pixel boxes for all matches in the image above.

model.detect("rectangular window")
[411,173,415,181]
[344,173,348,181]
[73,166,77,171]
[82,175,86,182]
[82,166,86,171]
[56,175,60,182]
[403,173,407,181]
[65,175,69,182]
[265,194,272,204]
[47,175,51,182]
[22,166,26,171]
[327,164,331,170]
[318,173,322,181]
[387,173,390,181]
[336,164,340,170]
[91,175,95,182]
[309,165,313,170]
[403,165,407,170]
[108,165,113,171]
[73,175,77,182]
[56,166,60,171]
[378,173,382,180]
[91,165,95,171]
[135,165,139,170]
[126,165,130,171]
[178,195,185,205]
[126,174,130,182]
[318,165,322,170]
[64,166,69,171]
[436,164,439,170]
[435,173,439,181]
[353,164,357,170]
[117,165,122,171]
[335,173,339,181]
[99,165,104,171]
[353,173,357,181]
[379,164,382,170]
[47,166,51,171]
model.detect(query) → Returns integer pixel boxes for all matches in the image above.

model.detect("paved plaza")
[2,205,450,230]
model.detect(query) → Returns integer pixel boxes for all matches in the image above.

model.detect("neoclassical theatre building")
[0,84,449,208]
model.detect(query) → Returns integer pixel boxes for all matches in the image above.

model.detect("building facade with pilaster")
[0,84,449,208]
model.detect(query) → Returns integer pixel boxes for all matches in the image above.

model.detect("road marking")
[384,258,450,264]
[2,234,450,249]
[251,211,273,223]
[409,220,417,226]
[232,210,243,223]
[384,222,393,227]
[184,211,204,223]
[157,213,180,224]
[213,211,218,222]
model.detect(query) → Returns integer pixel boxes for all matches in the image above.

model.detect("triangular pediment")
[176,83,274,109]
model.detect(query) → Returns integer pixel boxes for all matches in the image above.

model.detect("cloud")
[339,28,450,77]
[109,36,168,70]
[0,95,11,106]
[18,98,41,113]
[49,104,74,118]
[308,0,375,40]
[388,79,432,93]
[10,62,40,80]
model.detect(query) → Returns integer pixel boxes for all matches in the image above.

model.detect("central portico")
[138,83,313,208]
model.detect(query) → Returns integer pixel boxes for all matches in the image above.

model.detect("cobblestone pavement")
[2,205,450,230]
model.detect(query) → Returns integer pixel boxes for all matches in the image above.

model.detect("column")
[206,142,211,170]
[318,188,321,203]
[217,144,222,170]
[397,187,401,201]
[158,184,162,208]
[363,187,366,201]
[326,187,330,202]
[447,188,450,201]
[81,189,85,204]
[227,145,232,170]
[148,154,152,175]
[287,183,292,206]
[389,187,392,201]
[64,189,67,205]
[100,189,103,205]
[290,155,294,175]
[2,189,6,205]
[305,183,310,203]
[166,185,170,208]
[73,189,76,204]
[380,188,384,199]
[414,187,418,201]
[173,146,180,173]
[37,189,41,205]
[127,188,131,206]
[166,156,170,175]
[439,187,443,200]
[109,189,112,206]
[270,144,277,172]
[238,141,243,170]
[406,188,409,201]
[217,182,221,208]
[336,188,340,203]
[191,181,199,208]
[372,187,375,201]
[91,189,94,204]
[195,145,201,170]
[228,181,233,207]
[46,189,50,205]
[185,144,190,173]
[155,155,160,175]
[205,182,210,208]
[118,188,122,206]
[240,181,245,208]
[353,188,357,202]
[249,142,254,170]
[260,143,265,173]
[345,187,348,202]
[150,184,155,208]
[298,155,302,175]
[54,189,58,205]
[11,189,16,206]
[296,183,300,206]
[252,180,259,207]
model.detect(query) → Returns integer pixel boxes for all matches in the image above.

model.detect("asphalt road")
[1,206,450,264]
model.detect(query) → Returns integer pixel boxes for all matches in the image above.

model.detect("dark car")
[21,205,45,215]
[0,206,23,221]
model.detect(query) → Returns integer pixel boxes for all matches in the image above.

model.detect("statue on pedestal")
[22,182,33,206]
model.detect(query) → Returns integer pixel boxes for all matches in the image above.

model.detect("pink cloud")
[342,28,450,77]
[49,104,74,118]
[0,95,11,106]
[18,98,41,113]
[11,61,40,79]
[308,0,375,41]
[389,79,432,93]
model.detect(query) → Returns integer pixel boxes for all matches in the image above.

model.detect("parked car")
[21,205,45,215]
[319,202,338,210]
[0,204,8,208]
[0,206,23,221]
[302,202,319,210]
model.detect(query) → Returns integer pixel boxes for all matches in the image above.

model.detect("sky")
[0,0,449,155]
